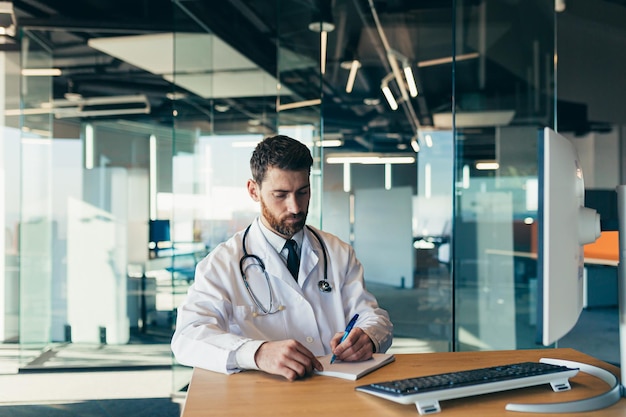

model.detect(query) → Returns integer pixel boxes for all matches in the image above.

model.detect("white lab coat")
[171,219,393,374]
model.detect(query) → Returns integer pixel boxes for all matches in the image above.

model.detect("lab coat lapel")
[299,227,321,286]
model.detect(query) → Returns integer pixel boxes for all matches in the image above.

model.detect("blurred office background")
[0,0,624,414]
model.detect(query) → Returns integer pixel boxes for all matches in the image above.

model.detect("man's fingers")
[293,342,324,371]
[340,340,374,362]
[330,332,344,350]
[331,328,374,362]
[255,340,321,380]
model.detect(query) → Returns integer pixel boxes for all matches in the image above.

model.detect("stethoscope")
[239,224,332,316]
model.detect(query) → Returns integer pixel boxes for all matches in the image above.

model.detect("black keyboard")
[356,361,579,415]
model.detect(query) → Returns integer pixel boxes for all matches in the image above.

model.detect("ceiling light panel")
[88,33,292,99]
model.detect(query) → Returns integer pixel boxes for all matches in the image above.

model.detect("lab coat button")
[306,336,314,343]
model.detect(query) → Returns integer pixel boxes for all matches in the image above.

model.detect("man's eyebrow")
[271,184,310,193]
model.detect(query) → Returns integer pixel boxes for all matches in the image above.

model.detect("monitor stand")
[505,358,621,412]
[504,184,626,413]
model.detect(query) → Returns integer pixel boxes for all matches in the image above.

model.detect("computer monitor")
[149,219,172,257]
[536,127,601,347]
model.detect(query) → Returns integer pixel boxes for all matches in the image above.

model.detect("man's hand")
[330,327,374,363]
[254,340,323,381]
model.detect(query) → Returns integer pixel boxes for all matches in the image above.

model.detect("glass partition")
[0,48,20,370]
[15,28,180,371]
[18,29,55,364]
[413,129,454,351]
[452,0,556,351]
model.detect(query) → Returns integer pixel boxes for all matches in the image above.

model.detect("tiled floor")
[0,331,183,417]
[0,398,180,417]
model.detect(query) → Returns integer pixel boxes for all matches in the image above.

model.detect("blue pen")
[330,313,359,364]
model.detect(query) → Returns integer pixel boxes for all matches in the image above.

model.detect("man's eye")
[274,193,286,199]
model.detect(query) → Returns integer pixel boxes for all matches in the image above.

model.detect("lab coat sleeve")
[170,241,262,374]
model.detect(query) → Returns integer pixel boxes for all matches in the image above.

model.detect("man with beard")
[171,135,393,381]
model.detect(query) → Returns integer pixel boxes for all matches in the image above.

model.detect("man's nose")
[286,194,301,213]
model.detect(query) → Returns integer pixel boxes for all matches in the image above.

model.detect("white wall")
[354,187,414,288]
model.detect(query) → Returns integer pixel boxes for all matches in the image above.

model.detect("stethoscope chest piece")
[318,280,332,293]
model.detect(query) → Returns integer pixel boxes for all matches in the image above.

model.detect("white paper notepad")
[314,354,395,380]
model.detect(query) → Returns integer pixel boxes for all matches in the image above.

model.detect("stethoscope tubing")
[239,223,331,315]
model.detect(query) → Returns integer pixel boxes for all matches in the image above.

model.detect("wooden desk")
[181,348,624,416]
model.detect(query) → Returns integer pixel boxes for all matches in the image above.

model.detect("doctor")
[171,135,393,381]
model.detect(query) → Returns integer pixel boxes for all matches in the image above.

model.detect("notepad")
[314,353,395,380]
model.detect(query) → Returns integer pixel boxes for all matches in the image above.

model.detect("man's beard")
[260,198,307,238]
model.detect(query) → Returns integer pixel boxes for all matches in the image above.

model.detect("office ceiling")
[10,0,621,154]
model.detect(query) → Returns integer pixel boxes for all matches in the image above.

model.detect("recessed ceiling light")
[21,68,62,76]
[363,98,380,106]
[64,92,83,101]
[339,61,354,70]
[166,92,187,100]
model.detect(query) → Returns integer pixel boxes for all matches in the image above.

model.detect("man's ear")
[247,179,260,202]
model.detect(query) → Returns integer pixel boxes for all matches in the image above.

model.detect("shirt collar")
[256,217,304,255]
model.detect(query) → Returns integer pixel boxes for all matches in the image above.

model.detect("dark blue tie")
[285,239,299,280]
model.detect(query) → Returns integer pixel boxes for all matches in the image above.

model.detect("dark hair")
[250,135,313,184]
